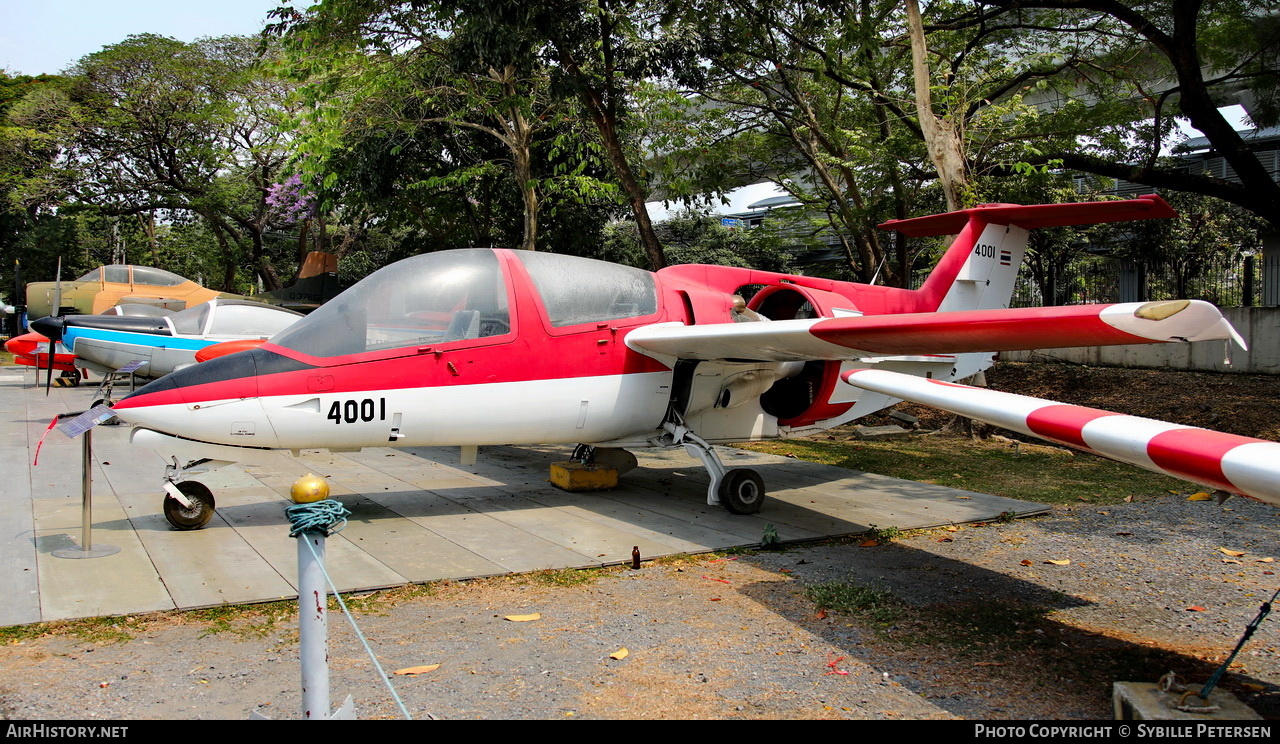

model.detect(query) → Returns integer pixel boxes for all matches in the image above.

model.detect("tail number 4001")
[328,397,387,424]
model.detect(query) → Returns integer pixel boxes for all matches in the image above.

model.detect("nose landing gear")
[161,457,217,530]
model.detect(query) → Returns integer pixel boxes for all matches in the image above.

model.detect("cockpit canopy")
[270,249,658,360]
[77,265,190,287]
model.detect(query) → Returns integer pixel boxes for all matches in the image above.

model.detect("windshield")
[271,250,511,358]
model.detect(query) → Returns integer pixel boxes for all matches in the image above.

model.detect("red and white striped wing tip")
[841,368,1280,506]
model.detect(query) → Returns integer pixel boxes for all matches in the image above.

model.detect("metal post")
[298,531,330,720]
[81,428,93,548]
[53,419,119,559]
[1243,255,1255,307]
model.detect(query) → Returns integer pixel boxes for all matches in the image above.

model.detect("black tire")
[720,468,765,514]
[163,481,216,530]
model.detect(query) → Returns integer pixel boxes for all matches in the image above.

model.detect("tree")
[939,0,1280,234]
[9,35,301,291]
[650,0,1066,283]
[600,209,794,270]
[273,0,711,270]
[274,8,617,253]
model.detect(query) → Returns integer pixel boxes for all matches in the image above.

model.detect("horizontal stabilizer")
[625,300,1242,362]
[878,195,1177,237]
[841,368,1280,506]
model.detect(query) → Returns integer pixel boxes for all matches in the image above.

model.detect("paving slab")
[0,367,1049,624]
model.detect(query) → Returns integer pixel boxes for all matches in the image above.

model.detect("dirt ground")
[1,361,1278,721]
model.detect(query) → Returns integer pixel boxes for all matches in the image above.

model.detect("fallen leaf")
[1188,492,1213,501]
[709,597,722,601]
[858,539,879,547]
[1020,559,1033,566]
[1223,559,1243,565]
[1257,557,1275,563]
[1096,511,1109,515]
[1044,559,1071,565]
[609,648,629,660]
[395,664,441,676]
[1116,532,1133,536]
[504,613,542,622]
[1124,495,1134,503]
[1187,606,1208,612]
[1219,548,1247,557]
[945,525,959,532]
[974,662,1007,667]
[702,576,731,584]
[815,609,828,620]
[937,537,953,543]
[956,496,971,500]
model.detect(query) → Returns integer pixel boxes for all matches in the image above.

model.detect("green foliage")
[806,582,903,625]
[3,34,307,292]
[601,209,793,270]
[866,524,904,542]
[530,568,597,587]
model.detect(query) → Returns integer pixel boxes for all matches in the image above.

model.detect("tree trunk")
[906,0,968,212]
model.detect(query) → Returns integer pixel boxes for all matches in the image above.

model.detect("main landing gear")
[661,421,766,514]
[161,457,217,530]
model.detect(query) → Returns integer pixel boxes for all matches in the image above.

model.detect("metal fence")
[1007,252,1268,308]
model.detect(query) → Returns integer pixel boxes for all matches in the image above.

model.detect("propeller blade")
[52,257,61,317]
[29,317,64,397]
[44,340,54,395]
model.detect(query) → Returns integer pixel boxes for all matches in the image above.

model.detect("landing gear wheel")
[163,481,216,530]
[720,468,765,514]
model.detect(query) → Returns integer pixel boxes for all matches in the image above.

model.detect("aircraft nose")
[30,316,65,342]
[111,347,315,447]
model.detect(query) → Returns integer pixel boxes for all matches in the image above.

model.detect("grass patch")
[529,568,599,587]
[806,582,904,626]
[804,583,1063,656]
[897,601,1057,653]
[739,433,1189,505]
[186,600,296,639]
[0,615,152,645]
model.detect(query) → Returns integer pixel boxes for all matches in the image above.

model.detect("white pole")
[298,531,330,720]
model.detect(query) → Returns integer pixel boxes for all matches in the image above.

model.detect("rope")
[285,499,351,538]
[286,499,421,721]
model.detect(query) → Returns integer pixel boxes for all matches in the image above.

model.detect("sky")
[0,0,293,76]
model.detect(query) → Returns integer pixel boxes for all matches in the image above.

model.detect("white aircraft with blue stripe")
[34,299,303,379]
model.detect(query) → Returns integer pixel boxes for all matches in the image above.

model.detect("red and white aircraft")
[107,195,1279,529]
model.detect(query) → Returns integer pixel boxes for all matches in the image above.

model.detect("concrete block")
[1113,681,1261,720]
[549,461,618,492]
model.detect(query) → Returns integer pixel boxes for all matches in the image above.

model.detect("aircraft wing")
[625,300,1244,362]
[841,368,1280,506]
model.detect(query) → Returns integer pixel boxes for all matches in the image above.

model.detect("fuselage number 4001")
[328,398,387,424]
[973,243,997,258]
